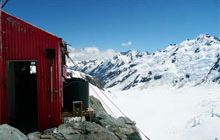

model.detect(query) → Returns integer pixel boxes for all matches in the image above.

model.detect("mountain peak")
[120,50,133,55]
[197,33,211,39]
[179,34,220,47]
[196,34,220,46]
[196,33,220,42]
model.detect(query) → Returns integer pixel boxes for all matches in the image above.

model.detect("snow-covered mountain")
[66,34,220,140]
[68,34,220,90]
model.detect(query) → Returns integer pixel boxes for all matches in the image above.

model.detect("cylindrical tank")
[63,78,89,112]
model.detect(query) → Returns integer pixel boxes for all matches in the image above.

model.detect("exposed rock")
[194,48,200,53]
[89,95,108,116]
[90,96,141,140]
[27,132,41,140]
[80,121,119,140]
[0,124,28,140]
[85,75,104,90]
[26,96,142,140]
[95,116,141,140]
[153,75,162,80]
[140,77,152,83]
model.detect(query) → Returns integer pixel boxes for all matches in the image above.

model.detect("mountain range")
[67,34,220,90]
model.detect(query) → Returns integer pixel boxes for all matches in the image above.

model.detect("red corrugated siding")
[0,11,63,130]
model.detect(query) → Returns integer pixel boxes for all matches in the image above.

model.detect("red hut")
[0,11,66,132]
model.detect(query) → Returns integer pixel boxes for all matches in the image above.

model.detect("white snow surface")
[90,84,220,140]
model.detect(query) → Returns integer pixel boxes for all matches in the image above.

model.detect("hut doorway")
[7,61,38,133]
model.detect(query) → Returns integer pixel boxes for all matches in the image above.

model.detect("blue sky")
[4,0,220,52]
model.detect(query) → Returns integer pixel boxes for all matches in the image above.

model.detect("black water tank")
[63,78,89,112]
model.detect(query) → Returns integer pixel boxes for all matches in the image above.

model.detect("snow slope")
[69,34,220,90]
[90,84,220,140]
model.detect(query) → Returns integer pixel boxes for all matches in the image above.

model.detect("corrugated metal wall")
[0,11,64,130]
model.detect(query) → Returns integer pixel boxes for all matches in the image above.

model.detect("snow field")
[90,84,220,140]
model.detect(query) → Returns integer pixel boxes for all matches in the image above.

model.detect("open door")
[8,61,38,133]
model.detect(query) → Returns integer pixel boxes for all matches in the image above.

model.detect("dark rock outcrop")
[27,96,142,140]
